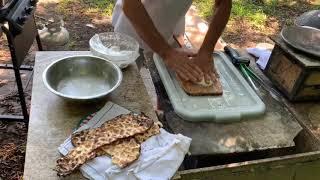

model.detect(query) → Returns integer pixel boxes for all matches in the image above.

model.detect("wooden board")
[175,151,320,180]
[176,75,223,96]
[267,49,303,94]
[265,37,320,101]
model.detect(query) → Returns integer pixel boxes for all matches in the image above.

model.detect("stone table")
[145,52,303,156]
[23,51,157,179]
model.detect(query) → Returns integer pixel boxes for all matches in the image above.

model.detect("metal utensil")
[224,46,258,90]
[295,10,320,29]
[224,46,282,101]
[43,55,123,101]
[281,26,320,57]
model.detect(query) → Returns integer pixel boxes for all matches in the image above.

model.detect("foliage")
[59,0,115,16]
[193,0,319,29]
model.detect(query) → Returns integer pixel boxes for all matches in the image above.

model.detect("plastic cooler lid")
[154,52,266,123]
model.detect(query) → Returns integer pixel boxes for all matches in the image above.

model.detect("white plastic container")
[89,32,140,69]
[154,52,266,123]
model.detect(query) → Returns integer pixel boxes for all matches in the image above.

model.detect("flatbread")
[72,123,161,147]
[56,113,153,176]
[70,123,161,168]
[177,75,223,96]
[71,129,90,147]
[100,138,140,168]
[134,123,161,144]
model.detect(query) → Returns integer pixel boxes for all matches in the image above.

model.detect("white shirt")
[112,0,192,51]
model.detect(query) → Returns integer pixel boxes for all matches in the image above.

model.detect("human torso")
[112,0,192,51]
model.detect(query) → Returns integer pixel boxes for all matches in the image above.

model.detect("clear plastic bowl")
[89,32,140,69]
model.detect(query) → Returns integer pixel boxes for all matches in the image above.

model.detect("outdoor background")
[0,0,319,179]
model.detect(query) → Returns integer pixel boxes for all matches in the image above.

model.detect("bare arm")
[200,0,232,54]
[122,0,203,82]
[193,0,232,83]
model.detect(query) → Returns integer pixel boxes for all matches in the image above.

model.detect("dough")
[196,77,213,87]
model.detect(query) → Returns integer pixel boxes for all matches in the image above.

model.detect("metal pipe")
[1,25,29,122]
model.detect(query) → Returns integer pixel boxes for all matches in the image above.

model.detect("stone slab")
[23,51,157,179]
[146,52,303,155]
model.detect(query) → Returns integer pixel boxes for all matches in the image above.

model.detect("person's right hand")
[162,48,204,83]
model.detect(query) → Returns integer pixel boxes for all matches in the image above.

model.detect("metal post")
[34,15,43,51]
[36,33,43,51]
[1,25,29,122]
[33,15,43,51]
[13,64,29,121]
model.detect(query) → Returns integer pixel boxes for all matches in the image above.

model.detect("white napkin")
[247,48,272,70]
[58,102,191,180]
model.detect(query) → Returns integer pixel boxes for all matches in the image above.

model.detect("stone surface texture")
[23,51,157,179]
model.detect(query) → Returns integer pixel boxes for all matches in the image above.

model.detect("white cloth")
[112,0,192,51]
[58,102,192,180]
[247,48,272,70]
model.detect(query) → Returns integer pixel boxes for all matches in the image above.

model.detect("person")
[112,0,232,84]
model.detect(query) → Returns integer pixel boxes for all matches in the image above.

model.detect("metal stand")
[0,16,42,123]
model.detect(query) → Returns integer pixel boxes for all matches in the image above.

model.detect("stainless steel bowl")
[281,26,320,57]
[43,55,122,100]
[295,10,320,29]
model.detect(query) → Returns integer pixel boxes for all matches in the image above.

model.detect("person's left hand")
[190,51,219,84]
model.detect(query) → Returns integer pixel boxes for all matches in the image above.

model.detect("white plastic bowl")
[89,32,140,69]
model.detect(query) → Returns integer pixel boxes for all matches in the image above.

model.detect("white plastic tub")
[89,32,140,69]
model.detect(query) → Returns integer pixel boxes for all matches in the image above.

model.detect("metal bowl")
[43,55,122,100]
[281,26,320,57]
[295,10,320,29]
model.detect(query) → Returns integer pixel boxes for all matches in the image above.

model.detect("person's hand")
[163,48,203,83]
[190,51,219,84]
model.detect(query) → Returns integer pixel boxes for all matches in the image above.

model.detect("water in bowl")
[57,76,110,97]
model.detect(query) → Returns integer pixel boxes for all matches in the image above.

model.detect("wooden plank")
[267,46,303,94]
[176,75,223,96]
[305,72,320,85]
[265,39,320,101]
[271,36,320,68]
[176,151,320,180]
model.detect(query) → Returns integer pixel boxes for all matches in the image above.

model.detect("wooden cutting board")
[176,76,223,96]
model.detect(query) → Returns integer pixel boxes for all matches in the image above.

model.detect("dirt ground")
[0,1,113,179]
[222,1,318,47]
[0,0,317,179]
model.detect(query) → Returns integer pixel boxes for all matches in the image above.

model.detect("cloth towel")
[58,102,191,180]
[246,48,272,70]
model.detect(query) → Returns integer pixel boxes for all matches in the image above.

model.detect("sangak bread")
[72,123,161,147]
[134,123,161,144]
[100,138,140,168]
[102,124,161,168]
[70,122,161,168]
[71,129,107,157]
[71,129,90,147]
[176,75,223,96]
[56,113,153,176]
